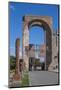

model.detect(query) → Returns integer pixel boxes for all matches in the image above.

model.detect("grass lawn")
[21,72,29,86]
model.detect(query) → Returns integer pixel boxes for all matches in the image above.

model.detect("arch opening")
[29,26,46,71]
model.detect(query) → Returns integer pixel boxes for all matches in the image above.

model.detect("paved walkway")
[29,71,58,86]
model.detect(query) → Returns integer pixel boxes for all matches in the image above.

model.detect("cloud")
[10,5,15,10]
[10,47,15,49]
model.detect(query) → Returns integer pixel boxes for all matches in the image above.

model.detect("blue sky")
[9,2,59,56]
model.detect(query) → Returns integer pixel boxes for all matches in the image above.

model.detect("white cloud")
[10,5,15,10]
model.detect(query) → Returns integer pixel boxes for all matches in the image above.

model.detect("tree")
[10,56,16,70]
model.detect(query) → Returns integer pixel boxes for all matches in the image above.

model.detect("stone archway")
[22,16,52,71]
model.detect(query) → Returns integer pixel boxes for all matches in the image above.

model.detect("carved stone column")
[13,38,20,80]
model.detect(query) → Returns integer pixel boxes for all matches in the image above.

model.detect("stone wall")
[48,31,59,72]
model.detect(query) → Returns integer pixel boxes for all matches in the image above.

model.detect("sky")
[9,2,59,56]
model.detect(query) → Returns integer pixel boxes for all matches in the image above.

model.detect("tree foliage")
[10,56,16,70]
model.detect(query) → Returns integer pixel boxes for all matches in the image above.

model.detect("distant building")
[19,48,22,59]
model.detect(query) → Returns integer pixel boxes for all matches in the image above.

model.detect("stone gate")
[22,16,53,71]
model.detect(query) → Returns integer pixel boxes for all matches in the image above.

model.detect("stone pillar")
[13,38,20,80]
[23,20,29,71]
[46,30,52,70]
